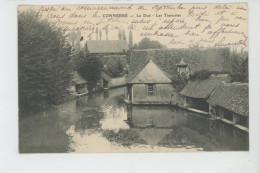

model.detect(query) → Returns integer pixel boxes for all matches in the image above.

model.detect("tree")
[122,30,127,40]
[229,51,248,82]
[133,37,166,49]
[77,54,103,92]
[118,29,122,40]
[106,28,108,40]
[68,29,81,53]
[68,29,76,49]
[105,60,124,78]
[96,27,98,40]
[132,43,138,49]
[73,51,85,70]
[75,30,81,53]
[129,30,133,49]
[99,30,102,40]
[18,10,73,114]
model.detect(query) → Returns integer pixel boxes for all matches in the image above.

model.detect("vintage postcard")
[18,3,248,153]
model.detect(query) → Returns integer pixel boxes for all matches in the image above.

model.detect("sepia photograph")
[18,3,249,153]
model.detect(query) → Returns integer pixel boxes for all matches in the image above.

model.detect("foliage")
[230,53,248,82]
[171,73,189,92]
[189,70,216,81]
[102,129,146,146]
[229,71,248,83]
[72,51,85,70]
[189,69,248,83]
[105,60,125,77]
[18,10,73,114]
[102,55,127,78]
[188,52,248,82]
[132,37,166,49]
[105,28,108,40]
[122,30,127,40]
[77,54,103,92]
[118,29,122,40]
[107,61,124,77]
[99,29,102,40]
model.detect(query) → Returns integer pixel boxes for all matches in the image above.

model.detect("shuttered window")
[148,84,154,96]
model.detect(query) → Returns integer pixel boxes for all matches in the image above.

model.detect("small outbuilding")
[176,59,189,75]
[126,59,173,104]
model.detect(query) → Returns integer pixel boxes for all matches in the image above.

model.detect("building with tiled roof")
[180,74,231,111]
[207,82,249,130]
[126,59,173,105]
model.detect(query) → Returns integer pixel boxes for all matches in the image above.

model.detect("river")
[19,87,249,153]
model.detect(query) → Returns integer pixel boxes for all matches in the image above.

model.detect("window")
[148,84,154,96]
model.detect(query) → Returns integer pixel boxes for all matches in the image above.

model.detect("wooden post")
[220,108,224,119]
[209,104,212,116]
[184,97,187,107]
[233,113,239,125]
[131,85,134,104]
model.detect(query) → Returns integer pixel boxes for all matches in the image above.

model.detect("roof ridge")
[128,57,172,83]
[210,74,229,77]
[150,59,172,80]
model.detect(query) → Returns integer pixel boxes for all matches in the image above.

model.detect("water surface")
[19,87,249,153]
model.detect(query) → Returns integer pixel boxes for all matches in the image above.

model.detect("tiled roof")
[207,82,249,116]
[128,59,172,84]
[180,74,231,98]
[177,59,188,67]
[86,40,129,54]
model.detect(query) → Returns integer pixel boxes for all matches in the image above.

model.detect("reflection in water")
[19,87,248,153]
[100,105,129,132]
[129,106,188,128]
[127,105,248,151]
